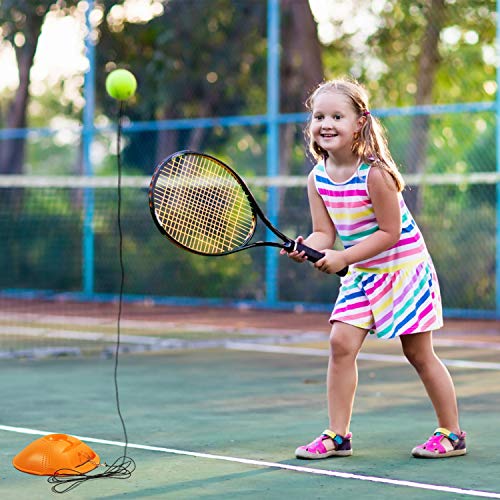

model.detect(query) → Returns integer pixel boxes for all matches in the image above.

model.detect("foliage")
[320,0,495,107]
[0,0,497,312]
[93,0,268,171]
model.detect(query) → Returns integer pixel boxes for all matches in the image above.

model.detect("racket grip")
[293,242,325,262]
[292,242,349,277]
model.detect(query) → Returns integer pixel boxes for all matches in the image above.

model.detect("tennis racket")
[148,150,348,277]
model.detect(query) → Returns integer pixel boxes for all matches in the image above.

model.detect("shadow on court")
[1,341,500,499]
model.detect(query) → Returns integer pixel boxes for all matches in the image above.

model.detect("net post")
[265,0,281,306]
[82,0,96,297]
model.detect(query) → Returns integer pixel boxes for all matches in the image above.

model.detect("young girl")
[283,78,466,459]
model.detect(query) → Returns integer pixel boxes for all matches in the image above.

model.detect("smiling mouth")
[321,133,337,138]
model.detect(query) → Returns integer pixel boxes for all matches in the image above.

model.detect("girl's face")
[310,91,362,158]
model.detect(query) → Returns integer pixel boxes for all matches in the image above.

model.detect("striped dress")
[313,162,443,339]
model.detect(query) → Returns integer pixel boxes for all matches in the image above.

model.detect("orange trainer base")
[13,433,100,476]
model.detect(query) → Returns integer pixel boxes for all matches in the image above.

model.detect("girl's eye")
[314,114,323,120]
[334,114,341,120]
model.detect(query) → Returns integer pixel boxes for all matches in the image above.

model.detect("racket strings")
[157,170,238,238]
[155,155,252,246]
[157,173,251,250]
[153,154,254,253]
[196,159,255,249]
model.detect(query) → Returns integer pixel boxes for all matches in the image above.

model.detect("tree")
[404,0,447,214]
[320,0,495,213]
[95,0,323,173]
[95,0,268,169]
[0,0,79,174]
[280,0,323,173]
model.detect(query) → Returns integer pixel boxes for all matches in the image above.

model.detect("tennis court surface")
[1,298,500,499]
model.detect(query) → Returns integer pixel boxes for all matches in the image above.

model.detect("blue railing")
[0,0,499,319]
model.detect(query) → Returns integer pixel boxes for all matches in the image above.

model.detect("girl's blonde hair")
[305,78,405,192]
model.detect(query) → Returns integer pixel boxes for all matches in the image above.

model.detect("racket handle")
[336,266,349,277]
[289,242,349,277]
[293,242,324,262]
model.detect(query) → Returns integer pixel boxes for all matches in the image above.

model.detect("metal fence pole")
[82,0,95,296]
[265,0,280,305]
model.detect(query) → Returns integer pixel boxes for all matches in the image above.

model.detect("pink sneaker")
[295,429,353,459]
[412,427,466,458]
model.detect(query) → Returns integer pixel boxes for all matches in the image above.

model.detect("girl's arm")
[305,170,337,249]
[281,170,336,261]
[316,166,402,274]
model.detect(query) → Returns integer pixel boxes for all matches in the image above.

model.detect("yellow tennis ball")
[105,69,137,100]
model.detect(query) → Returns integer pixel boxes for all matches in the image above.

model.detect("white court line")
[226,342,500,370]
[1,424,499,498]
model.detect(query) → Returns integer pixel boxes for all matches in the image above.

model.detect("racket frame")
[149,150,348,276]
[149,150,296,256]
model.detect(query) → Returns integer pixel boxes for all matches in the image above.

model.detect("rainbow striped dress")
[313,162,443,339]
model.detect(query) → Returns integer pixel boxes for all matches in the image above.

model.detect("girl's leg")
[400,331,461,432]
[327,321,368,437]
[295,321,367,458]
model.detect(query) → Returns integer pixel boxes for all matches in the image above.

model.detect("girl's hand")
[314,249,348,274]
[280,236,308,263]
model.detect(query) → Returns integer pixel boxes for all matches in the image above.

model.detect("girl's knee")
[329,334,353,360]
[329,323,366,361]
[404,350,425,370]
[400,332,435,370]
[402,344,436,371]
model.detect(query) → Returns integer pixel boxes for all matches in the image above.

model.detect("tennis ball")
[105,69,137,100]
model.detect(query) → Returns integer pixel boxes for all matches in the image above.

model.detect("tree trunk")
[0,7,47,174]
[281,0,323,117]
[404,0,446,214]
[279,0,323,210]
